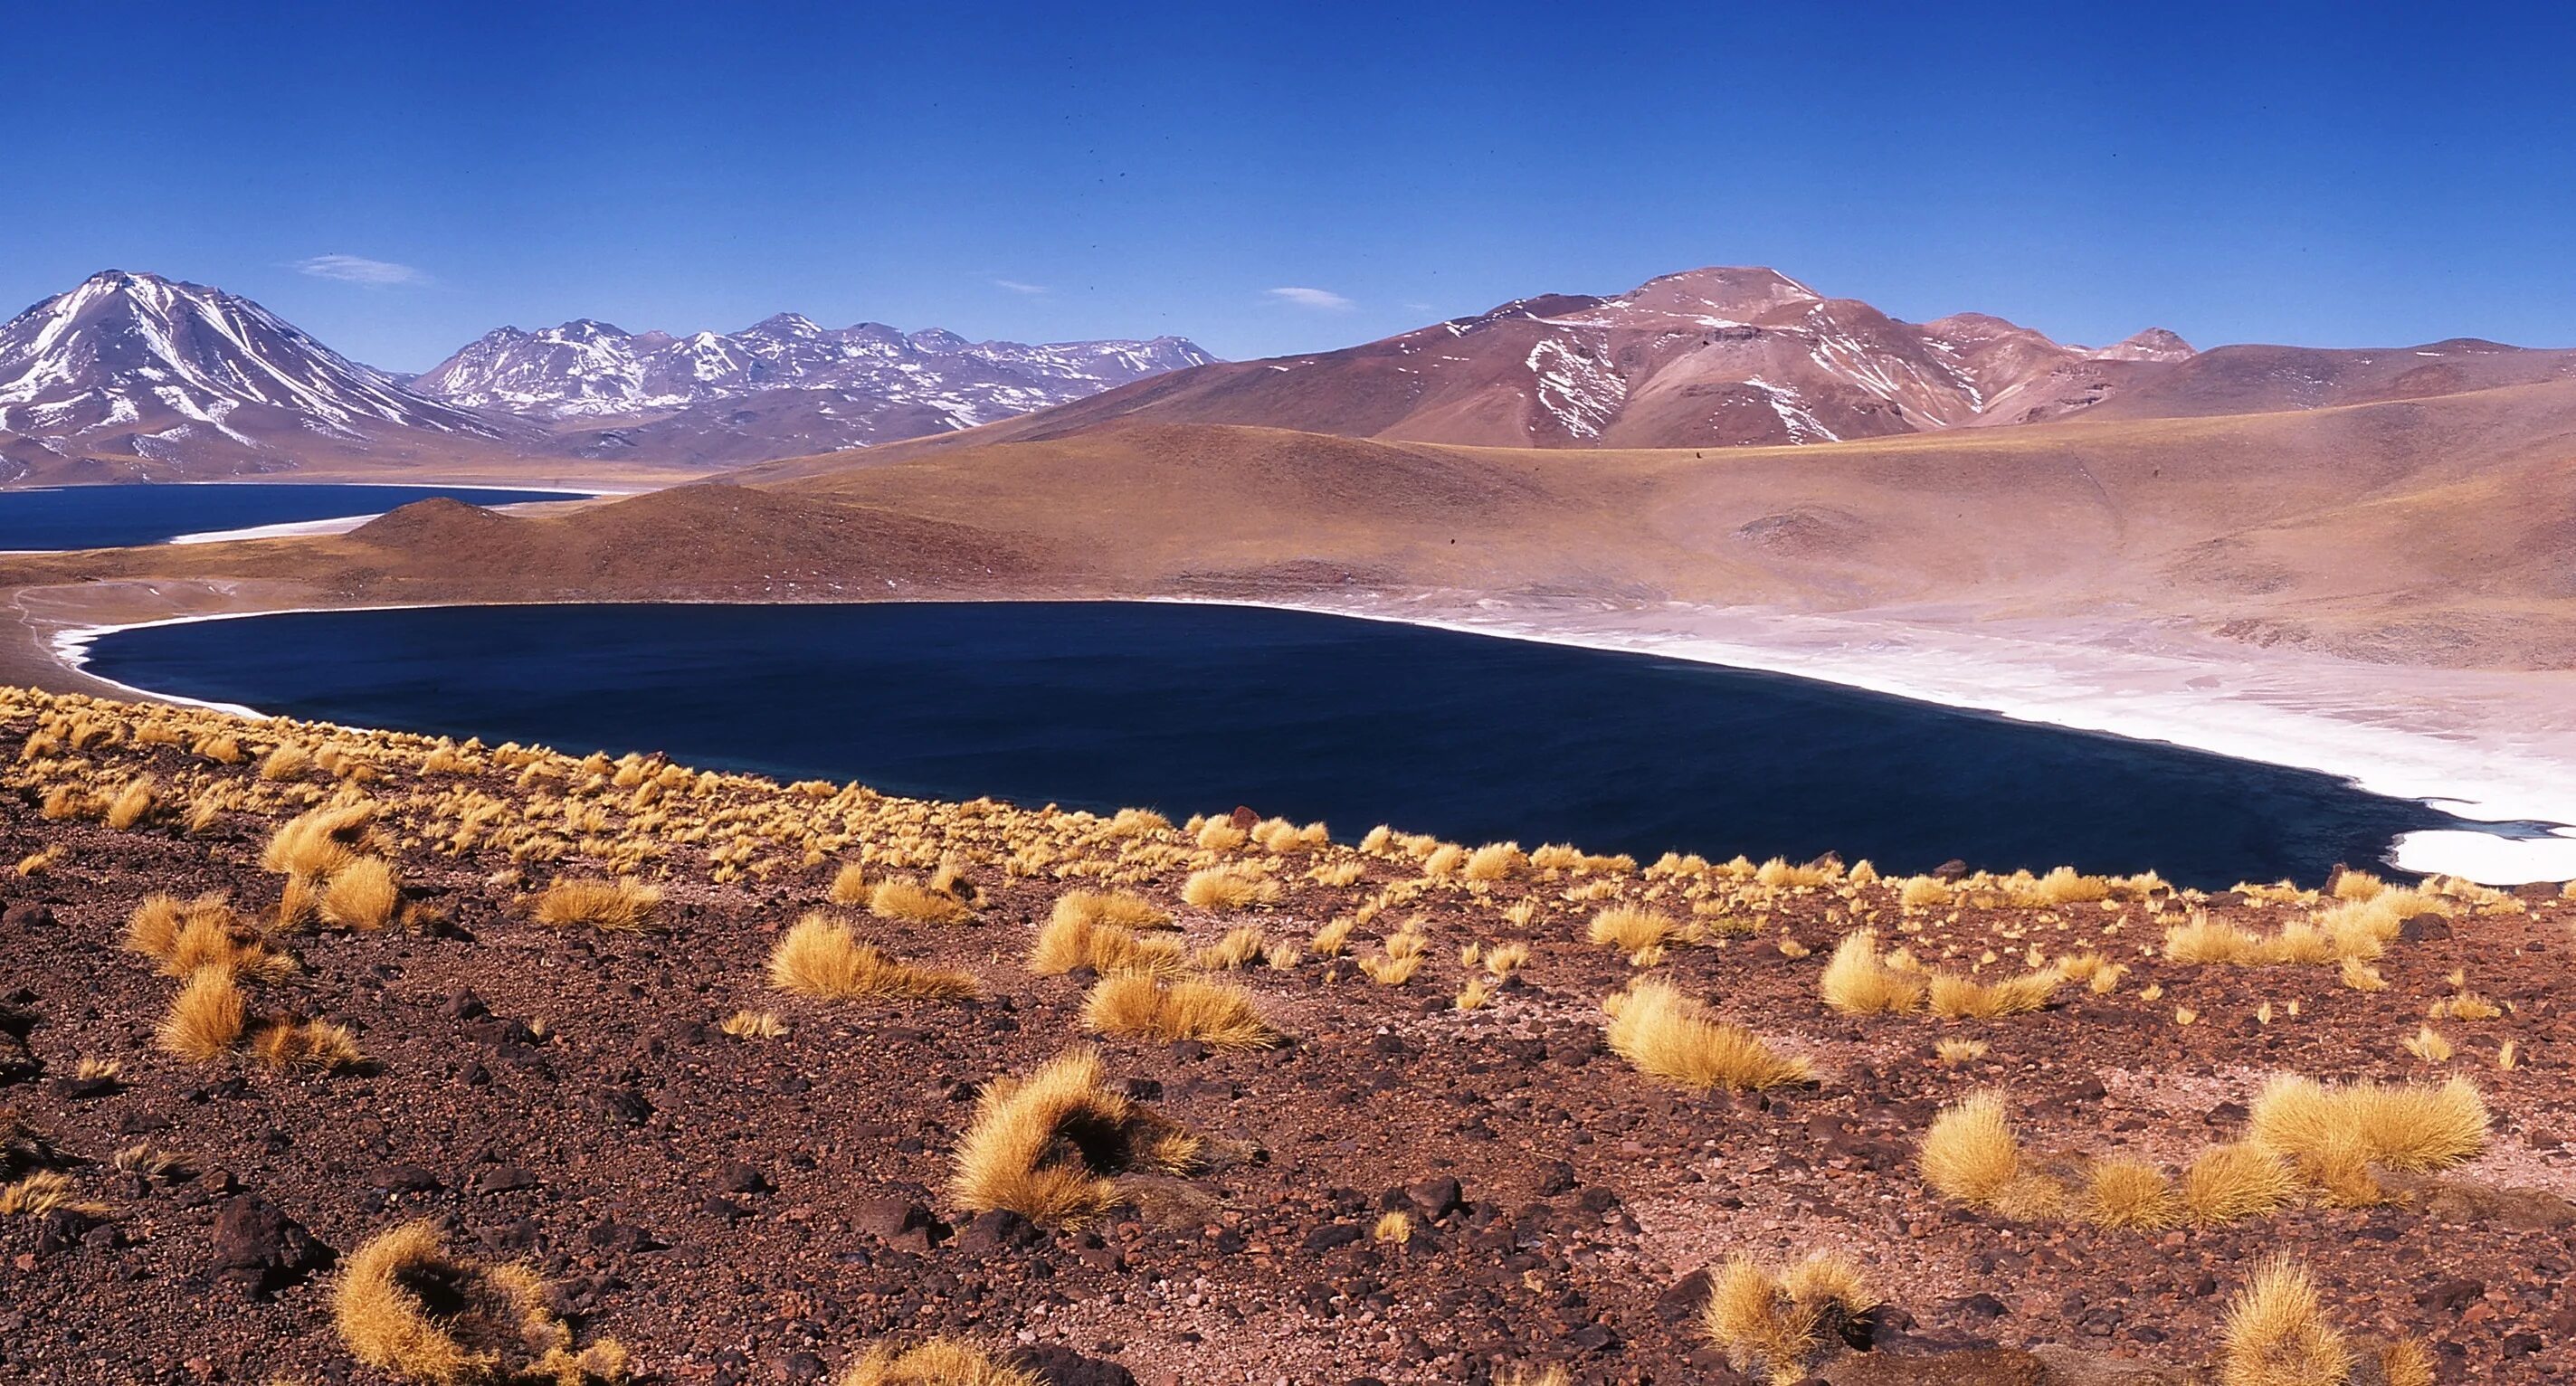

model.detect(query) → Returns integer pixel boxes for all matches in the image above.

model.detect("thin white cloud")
[294,254,429,286]
[992,279,1050,296]
[1266,286,1355,311]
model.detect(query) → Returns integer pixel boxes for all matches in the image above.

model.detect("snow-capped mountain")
[412,313,1218,445]
[0,271,506,464]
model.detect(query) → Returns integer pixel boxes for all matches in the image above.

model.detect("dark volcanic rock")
[208,1194,334,1296]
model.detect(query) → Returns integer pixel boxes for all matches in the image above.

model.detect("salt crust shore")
[43,593,2576,887]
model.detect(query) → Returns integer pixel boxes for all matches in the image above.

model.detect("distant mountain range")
[0,271,1215,480]
[406,315,1214,464]
[7,265,2573,484]
[972,266,2576,450]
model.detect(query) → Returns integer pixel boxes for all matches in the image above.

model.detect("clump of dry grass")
[334,1220,627,1384]
[1934,1037,1989,1065]
[1049,888,1173,932]
[826,862,870,907]
[319,857,402,931]
[1919,1091,2048,1213]
[1818,930,1924,1014]
[1587,906,1675,956]
[767,916,977,1001]
[1192,926,1268,971]
[2219,1258,2353,1386]
[1925,969,2059,1020]
[261,802,380,878]
[1180,866,1280,912]
[2083,1157,2182,1230]
[104,775,157,831]
[1602,980,1811,1093]
[158,969,246,1061]
[252,1018,366,1073]
[840,1339,1040,1386]
[866,878,973,926]
[1462,841,1526,881]
[0,1169,109,1221]
[2182,1143,2301,1226]
[1700,1253,1878,1384]
[533,877,661,931]
[2400,1021,2454,1062]
[2247,1075,2488,1174]
[720,1010,786,1040]
[948,1048,1198,1227]
[1027,910,1184,977]
[1080,974,1281,1049]
[124,891,227,959]
[1372,1210,1412,1244]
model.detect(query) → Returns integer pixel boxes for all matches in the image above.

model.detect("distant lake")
[81,601,2457,887]
[0,482,591,551]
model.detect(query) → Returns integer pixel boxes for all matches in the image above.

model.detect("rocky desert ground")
[2,685,2571,1384]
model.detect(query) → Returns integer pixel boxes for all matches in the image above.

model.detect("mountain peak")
[2089,328,2195,363]
[1596,266,1826,326]
[0,269,501,451]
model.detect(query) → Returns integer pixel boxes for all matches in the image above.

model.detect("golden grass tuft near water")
[1079,973,1282,1049]
[947,1048,1198,1227]
[767,915,978,1002]
[1602,979,1811,1092]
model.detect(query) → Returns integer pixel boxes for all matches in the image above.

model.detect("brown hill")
[16,375,2576,672]
[900,266,2576,453]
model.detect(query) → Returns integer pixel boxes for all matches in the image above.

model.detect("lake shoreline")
[21,588,2576,886]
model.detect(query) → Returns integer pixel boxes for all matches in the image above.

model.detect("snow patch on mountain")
[414,315,1220,432]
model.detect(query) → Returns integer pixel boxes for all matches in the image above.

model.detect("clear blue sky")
[5,1,2569,370]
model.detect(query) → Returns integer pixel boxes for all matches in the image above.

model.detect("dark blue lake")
[0,482,590,550]
[81,601,2457,887]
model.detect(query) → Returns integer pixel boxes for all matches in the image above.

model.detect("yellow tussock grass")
[1919,1091,2027,1209]
[1587,907,1675,954]
[1372,1210,1412,1243]
[2182,1144,2300,1226]
[1701,1253,1877,1385]
[1602,979,1811,1093]
[720,1010,786,1040]
[947,1048,1198,1227]
[1049,889,1173,932]
[158,969,246,1061]
[767,916,977,1001]
[2247,1075,2487,1174]
[252,1019,366,1072]
[1926,970,2058,1020]
[1193,926,1268,971]
[1462,842,1526,881]
[104,776,157,830]
[868,878,974,926]
[2219,1258,2353,1386]
[319,857,401,931]
[1181,867,1279,911]
[1027,913,1184,978]
[840,1339,1040,1386]
[1819,931,1924,1014]
[827,863,870,906]
[261,802,379,878]
[1,1170,108,1220]
[2402,1025,2453,1063]
[534,877,661,931]
[124,891,227,959]
[334,1220,626,1385]
[2084,1158,2181,1230]
[1308,917,1356,956]
[1080,974,1280,1049]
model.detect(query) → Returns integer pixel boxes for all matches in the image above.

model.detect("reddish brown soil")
[2,689,2572,1385]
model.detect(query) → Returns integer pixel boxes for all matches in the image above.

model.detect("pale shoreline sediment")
[20,588,2576,885]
